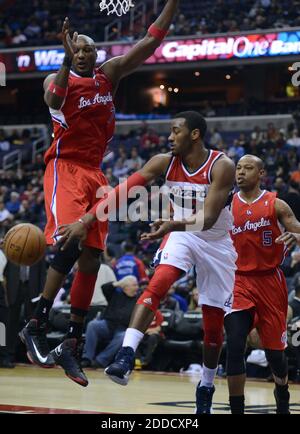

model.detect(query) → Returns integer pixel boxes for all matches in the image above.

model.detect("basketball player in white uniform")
[56,111,237,413]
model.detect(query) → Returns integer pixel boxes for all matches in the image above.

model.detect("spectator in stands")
[188,287,202,312]
[90,263,116,309]
[291,163,300,186]
[167,284,188,312]
[228,139,245,162]
[12,29,27,45]
[104,167,118,188]
[287,130,300,148]
[114,241,149,283]
[281,180,300,221]
[209,128,223,149]
[16,200,37,224]
[29,154,46,172]
[0,201,13,230]
[0,130,10,152]
[289,274,300,320]
[81,276,140,368]
[5,192,21,215]
[113,148,130,178]
[126,147,144,172]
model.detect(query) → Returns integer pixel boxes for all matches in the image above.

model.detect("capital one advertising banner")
[1,30,300,75]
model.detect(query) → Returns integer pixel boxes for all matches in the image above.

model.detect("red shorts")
[232,269,288,350]
[44,159,108,250]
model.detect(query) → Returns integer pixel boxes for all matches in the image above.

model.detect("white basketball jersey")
[164,150,233,240]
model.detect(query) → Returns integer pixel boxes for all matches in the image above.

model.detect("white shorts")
[153,232,237,312]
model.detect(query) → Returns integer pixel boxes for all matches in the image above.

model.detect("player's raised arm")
[101,0,179,87]
[275,199,300,249]
[56,154,172,249]
[44,17,78,110]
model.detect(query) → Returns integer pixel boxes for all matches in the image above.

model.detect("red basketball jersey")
[231,190,285,272]
[44,68,115,169]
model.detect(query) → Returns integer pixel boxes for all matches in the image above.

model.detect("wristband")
[148,24,168,41]
[48,81,68,98]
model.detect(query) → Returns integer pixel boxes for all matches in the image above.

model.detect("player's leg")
[255,271,290,414]
[264,349,289,414]
[224,309,254,414]
[20,160,96,367]
[195,304,224,414]
[194,235,237,414]
[105,263,184,385]
[19,240,82,368]
[51,246,102,387]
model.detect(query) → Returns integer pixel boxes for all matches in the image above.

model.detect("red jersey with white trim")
[164,150,233,240]
[231,190,285,272]
[44,68,115,169]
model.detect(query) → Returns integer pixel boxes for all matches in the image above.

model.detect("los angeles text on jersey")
[100,417,199,431]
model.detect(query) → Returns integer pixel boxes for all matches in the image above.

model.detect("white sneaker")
[246,350,268,367]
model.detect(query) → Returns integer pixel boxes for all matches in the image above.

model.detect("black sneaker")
[19,319,55,368]
[195,384,215,414]
[51,338,88,387]
[274,386,290,414]
[104,347,135,386]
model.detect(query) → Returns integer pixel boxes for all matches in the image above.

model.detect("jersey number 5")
[262,230,272,246]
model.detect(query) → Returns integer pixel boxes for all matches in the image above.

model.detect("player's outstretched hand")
[141,219,183,241]
[55,222,87,251]
[62,17,78,60]
[275,232,299,250]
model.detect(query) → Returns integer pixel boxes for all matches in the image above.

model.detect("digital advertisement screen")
[1,29,300,76]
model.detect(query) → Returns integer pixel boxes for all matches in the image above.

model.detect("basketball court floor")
[0,365,299,414]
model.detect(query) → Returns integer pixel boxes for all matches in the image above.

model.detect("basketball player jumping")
[19,0,180,388]
[225,155,300,414]
[57,111,237,413]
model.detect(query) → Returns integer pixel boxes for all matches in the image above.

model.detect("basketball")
[2,223,47,266]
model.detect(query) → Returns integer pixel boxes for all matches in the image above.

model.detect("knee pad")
[202,305,224,347]
[265,349,288,379]
[51,239,82,275]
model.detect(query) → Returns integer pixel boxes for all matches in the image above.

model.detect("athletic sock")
[67,321,84,340]
[122,328,144,352]
[200,365,218,388]
[33,297,54,325]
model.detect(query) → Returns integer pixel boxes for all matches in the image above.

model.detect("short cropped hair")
[174,111,207,139]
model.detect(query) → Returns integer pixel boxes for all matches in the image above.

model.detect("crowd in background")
[0,0,299,48]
